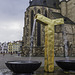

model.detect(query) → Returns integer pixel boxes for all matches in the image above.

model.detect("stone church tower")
[22,0,75,57]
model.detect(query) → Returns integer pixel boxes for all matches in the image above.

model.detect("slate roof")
[29,0,60,9]
[52,12,75,24]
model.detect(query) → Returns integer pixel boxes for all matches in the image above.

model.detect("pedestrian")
[3,52,5,56]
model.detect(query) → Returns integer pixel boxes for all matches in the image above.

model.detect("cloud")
[0,0,29,43]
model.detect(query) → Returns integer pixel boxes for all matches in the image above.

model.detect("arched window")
[37,10,41,46]
[45,10,47,17]
[31,10,34,34]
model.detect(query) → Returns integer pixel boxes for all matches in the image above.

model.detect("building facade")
[8,42,13,53]
[2,42,8,53]
[22,0,75,57]
[0,42,2,53]
[13,41,22,53]
[0,42,8,53]
[67,0,75,22]
[8,41,22,54]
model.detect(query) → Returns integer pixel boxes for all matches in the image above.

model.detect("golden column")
[35,14,64,72]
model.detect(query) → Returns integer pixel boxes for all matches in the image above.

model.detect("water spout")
[62,25,69,60]
[29,19,36,61]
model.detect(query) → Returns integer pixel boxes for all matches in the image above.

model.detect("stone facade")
[22,6,52,56]
[54,24,75,56]
[22,0,75,57]
[67,0,75,22]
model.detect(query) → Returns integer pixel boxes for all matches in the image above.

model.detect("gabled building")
[12,41,22,53]
[8,42,13,53]
[22,0,75,56]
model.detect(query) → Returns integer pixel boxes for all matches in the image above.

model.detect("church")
[22,0,75,57]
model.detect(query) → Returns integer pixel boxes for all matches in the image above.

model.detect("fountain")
[29,19,36,61]
[5,60,41,74]
[35,14,64,72]
[5,14,66,73]
[56,25,75,72]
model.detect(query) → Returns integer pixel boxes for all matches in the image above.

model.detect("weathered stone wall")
[60,1,67,16]
[67,0,75,22]
[22,6,51,56]
[54,24,75,56]
[22,2,75,56]
[59,0,75,22]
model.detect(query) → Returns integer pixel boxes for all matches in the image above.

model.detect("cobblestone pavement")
[0,54,75,69]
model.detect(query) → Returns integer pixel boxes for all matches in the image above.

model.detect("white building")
[0,42,2,53]
[2,42,8,53]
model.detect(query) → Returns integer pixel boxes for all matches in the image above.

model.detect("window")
[37,10,41,46]
[31,10,34,34]
[45,10,47,17]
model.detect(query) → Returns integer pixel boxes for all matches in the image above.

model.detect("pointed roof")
[29,0,60,9]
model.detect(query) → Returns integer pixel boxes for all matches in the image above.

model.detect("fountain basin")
[5,61,41,74]
[56,60,75,71]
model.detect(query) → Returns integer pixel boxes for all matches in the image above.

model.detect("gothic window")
[27,19,29,24]
[45,10,47,17]
[37,10,41,46]
[31,10,34,34]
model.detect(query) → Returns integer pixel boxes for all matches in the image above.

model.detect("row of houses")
[0,41,22,54]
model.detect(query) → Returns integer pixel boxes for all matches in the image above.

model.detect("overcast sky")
[0,0,29,43]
